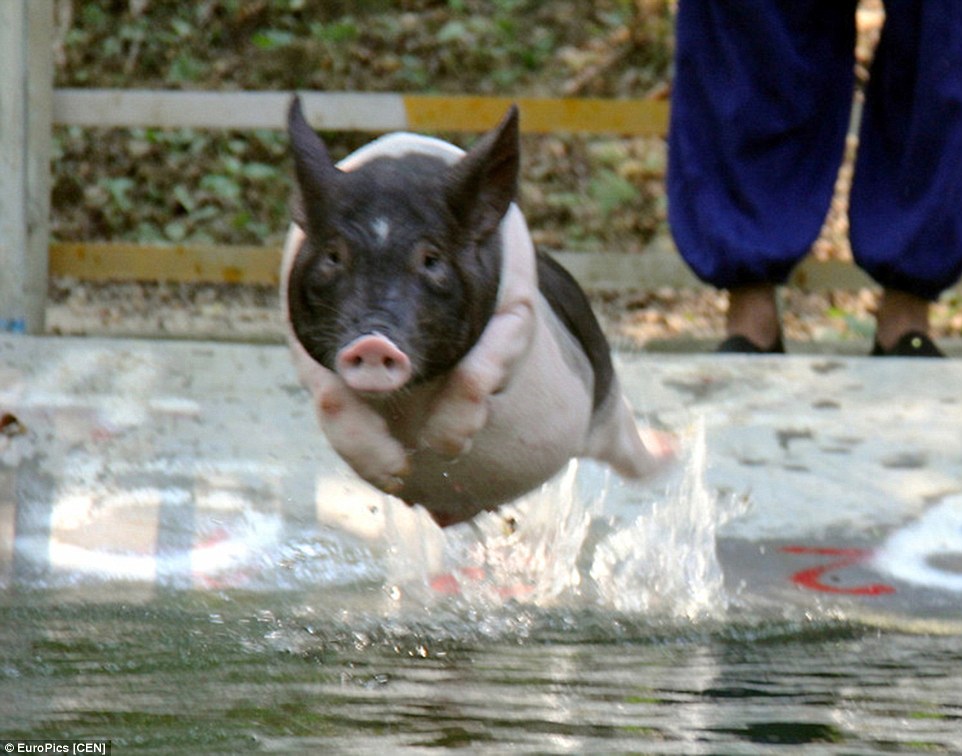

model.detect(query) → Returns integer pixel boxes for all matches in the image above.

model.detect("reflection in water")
[5,388,735,625]
[3,595,961,753]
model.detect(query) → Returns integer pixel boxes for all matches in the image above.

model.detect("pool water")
[3,592,961,752]
[2,448,960,753]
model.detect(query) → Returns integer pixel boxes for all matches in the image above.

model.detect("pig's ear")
[288,96,341,228]
[445,105,520,240]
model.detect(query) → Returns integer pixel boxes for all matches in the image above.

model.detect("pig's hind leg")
[533,251,675,479]
[584,391,675,480]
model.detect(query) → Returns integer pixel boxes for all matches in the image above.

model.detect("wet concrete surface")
[1,335,960,629]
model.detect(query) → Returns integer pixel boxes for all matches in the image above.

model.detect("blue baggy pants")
[667,0,962,300]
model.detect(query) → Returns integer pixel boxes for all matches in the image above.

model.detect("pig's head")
[286,97,519,395]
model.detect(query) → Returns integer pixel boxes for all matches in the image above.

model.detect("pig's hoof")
[441,437,474,458]
[351,450,410,494]
[640,428,677,463]
[379,474,406,495]
[420,424,475,459]
[367,464,408,495]
[421,393,488,458]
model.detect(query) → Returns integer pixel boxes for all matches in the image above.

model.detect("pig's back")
[535,251,614,410]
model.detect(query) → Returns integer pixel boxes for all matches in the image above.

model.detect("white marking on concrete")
[873,497,962,592]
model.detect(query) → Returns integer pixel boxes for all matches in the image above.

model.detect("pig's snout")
[336,334,413,393]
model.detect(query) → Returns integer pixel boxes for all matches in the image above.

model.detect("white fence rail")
[51,88,669,135]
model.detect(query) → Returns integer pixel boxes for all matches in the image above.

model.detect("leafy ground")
[47,0,962,347]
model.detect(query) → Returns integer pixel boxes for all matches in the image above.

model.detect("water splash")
[444,459,610,606]
[13,412,739,625]
[380,416,740,619]
[590,417,737,618]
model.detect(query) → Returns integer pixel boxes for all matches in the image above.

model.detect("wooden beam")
[48,240,880,293]
[404,95,669,135]
[52,89,670,136]
[50,243,281,286]
[0,0,52,333]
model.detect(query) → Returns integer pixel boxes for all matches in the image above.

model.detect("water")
[0,595,957,753]
[2,427,961,753]
[3,597,961,752]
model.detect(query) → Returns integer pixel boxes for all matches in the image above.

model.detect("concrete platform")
[1,335,960,629]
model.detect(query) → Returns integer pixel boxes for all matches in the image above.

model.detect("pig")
[281,96,674,528]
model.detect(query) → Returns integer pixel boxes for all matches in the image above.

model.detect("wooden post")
[0,0,52,334]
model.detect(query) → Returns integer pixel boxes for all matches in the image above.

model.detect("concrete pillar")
[0,0,53,334]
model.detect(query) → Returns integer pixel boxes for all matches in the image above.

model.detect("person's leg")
[850,0,962,354]
[669,0,858,350]
[668,0,859,287]
[872,289,941,356]
[721,285,782,353]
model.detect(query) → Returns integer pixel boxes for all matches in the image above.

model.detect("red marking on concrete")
[90,426,116,442]
[781,545,896,596]
[429,572,461,595]
[459,566,486,581]
[189,528,256,590]
[428,566,533,600]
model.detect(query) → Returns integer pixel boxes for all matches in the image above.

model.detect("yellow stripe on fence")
[50,243,282,286]
[404,96,670,135]
[48,241,879,293]
[52,89,671,136]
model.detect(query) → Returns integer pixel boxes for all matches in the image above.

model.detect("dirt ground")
[44,269,962,354]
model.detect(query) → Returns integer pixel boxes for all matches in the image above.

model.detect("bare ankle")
[875,289,931,351]
[726,284,781,349]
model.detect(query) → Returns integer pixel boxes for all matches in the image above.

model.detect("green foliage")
[827,306,875,339]
[251,30,296,51]
[589,170,641,217]
[52,126,292,245]
[52,1,672,250]
[56,0,655,93]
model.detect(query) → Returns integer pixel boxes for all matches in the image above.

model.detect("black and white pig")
[282,97,674,528]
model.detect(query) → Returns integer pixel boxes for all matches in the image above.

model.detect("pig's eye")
[416,243,448,281]
[321,239,348,270]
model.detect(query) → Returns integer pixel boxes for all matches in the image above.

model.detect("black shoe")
[716,335,786,354]
[870,331,945,358]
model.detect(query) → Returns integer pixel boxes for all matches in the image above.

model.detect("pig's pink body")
[282,133,671,527]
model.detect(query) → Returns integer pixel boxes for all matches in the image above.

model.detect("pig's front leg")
[314,376,410,493]
[420,299,535,457]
